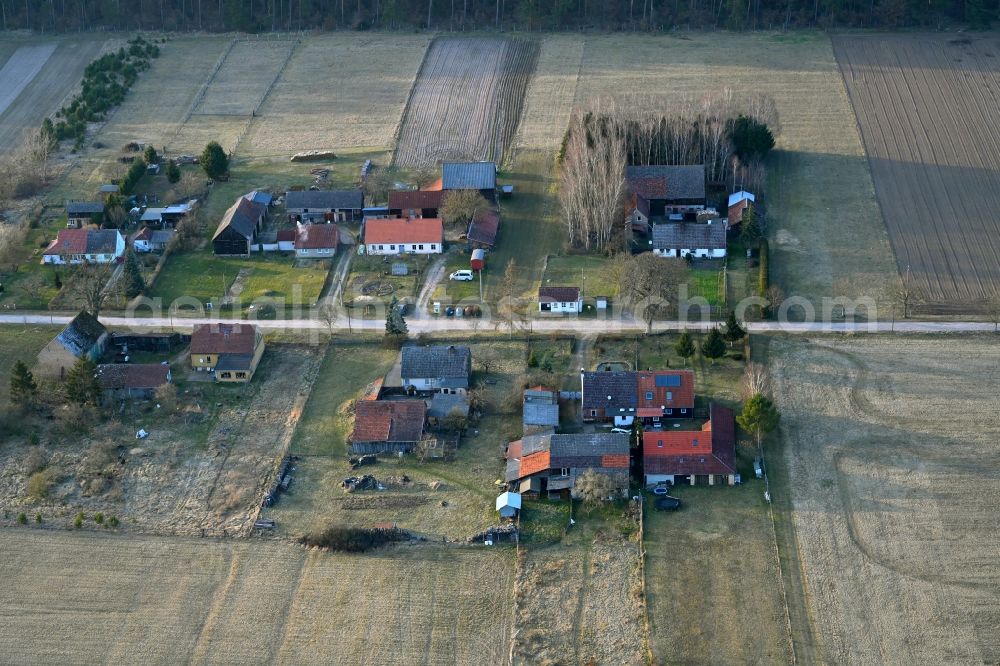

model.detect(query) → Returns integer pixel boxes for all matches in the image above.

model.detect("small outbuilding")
[470,248,486,271]
[495,491,522,519]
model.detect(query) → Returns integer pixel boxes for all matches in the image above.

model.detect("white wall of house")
[653,247,727,259]
[645,473,676,486]
[134,239,151,252]
[539,300,583,313]
[278,240,294,252]
[365,242,442,256]
[403,377,437,391]
[296,247,335,258]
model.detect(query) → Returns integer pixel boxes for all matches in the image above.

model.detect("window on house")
[304,208,309,213]
[220,372,231,379]
[653,417,660,423]
[666,391,673,400]
[657,440,663,448]
[236,372,247,379]
[680,408,688,414]
[418,244,424,250]
[390,245,396,251]
[430,244,436,250]
[692,439,698,447]
[560,468,570,477]
[645,391,654,400]
[590,410,597,417]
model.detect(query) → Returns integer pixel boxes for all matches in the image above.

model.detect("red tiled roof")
[190,324,258,355]
[44,229,88,255]
[276,229,296,242]
[506,439,523,460]
[388,190,443,210]
[351,400,425,443]
[601,453,630,469]
[629,175,669,200]
[96,363,170,390]
[365,217,443,245]
[422,177,443,192]
[134,227,153,241]
[295,223,339,250]
[643,404,736,475]
[519,451,551,477]
[635,370,695,410]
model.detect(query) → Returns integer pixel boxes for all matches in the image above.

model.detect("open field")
[515,35,583,151]
[193,40,295,116]
[645,482,792,664]
[247,34,431,154]
[0,325,54,413]
[394,37,539,167]
[0,530,513,664]
[0,37,110,151]
[770,335,1000,664]
[834,34,1000,307]
[567,33,897,307]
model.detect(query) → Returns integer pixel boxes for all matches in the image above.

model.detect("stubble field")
[393,37,539,167]
[0,530,513,665]
[770,335,1000,664]
[834,34,1000,307]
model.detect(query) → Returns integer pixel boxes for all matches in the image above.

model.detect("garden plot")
[246,33,431,155]
[393,37,539,167]
[834,34,1000,307]
[770,335,1000,664]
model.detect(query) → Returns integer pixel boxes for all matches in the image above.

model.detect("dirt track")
[834,34,1000,306]
[771,335,1000,664]
[394,37,538,167]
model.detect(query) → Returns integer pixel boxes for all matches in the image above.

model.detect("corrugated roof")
[652,222,727,250]
[364,217,443,245]
[524,402,560,427]
[86,230,120,254]
[285,189,363,210]
[96,363,170,390]
[727,190,755,207]
[442,162,496,191]
[626,165,705,201]
[351,400,425,443]
[427,393,470,420]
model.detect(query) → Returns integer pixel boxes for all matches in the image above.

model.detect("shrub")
[23,446,47,475]
[94,512,104,524]
[74,512,84,529]
[35,512,42,523]
[27,467,59,499]
[108,515,119,528]
[300,526,405,553]
[757,238,769,298]
[17,512,27,524]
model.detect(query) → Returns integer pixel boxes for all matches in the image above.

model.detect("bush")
[74,512,85,529]
[27,467,59,499]
[17,512,27,525]
[729,352,744,361]
[108,515,119,528]
[94,512,104,525]
[300,526,405,553]
[35,512,42,523]
[757,238,769,298]
[24,446,47,475]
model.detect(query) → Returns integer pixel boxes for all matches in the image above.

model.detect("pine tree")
[165,159,180,184]
[10,360,38,407]
[722,311,747,347]
[65,357,100,406]
[674,331,695,365]
[385,297,408,337]
[200,141,229,180]
[736,393,780,448]
[123,249,145,299]
[700,327,726,364]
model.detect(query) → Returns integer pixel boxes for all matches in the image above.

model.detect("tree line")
[0,0,993,34]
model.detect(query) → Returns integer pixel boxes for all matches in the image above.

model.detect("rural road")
[1,312,996,336]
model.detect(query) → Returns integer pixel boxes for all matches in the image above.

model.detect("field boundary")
[232,39,300,156]
[390,37,436,166]
[165,37,236,152]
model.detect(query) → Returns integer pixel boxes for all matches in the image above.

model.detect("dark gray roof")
[401,345,471,384]
[285,189,363,210]
[56,311,107,357]
[550,433,630,458]
[67,201,104,215]
[427,393,470,420]
[539,286,580,303]
[524,403,560,427]
[626,165,705,201]
[150,230,174,244]
[652,222,727,250]
[86,230,120,254]
[213,198,263,241]
[442,162,496,190]
[99,184,119,193]
[582,371,637,412]
[214,355,253,372]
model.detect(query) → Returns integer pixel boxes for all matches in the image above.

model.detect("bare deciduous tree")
[741,361,772,400]
[69,263,117,318]
[439,189,489,228]
[892,267,924,319]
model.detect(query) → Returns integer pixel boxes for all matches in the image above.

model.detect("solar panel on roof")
[655,375,682,387]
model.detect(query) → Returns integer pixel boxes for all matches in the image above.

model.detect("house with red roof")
[539,286,583,314]
[42,229,125,265]
[363,217,443,255]
[505,432,630,498]
[388,190,444,219]
[642,403,737,487]
[189,323,265,383]
[581,369,695,424]
[349,400,427,454]
[294,222,338,258]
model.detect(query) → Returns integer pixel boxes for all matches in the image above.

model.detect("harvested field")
[0,38,109,151]
[571,34,897,307]
[193,40,296,116]
[834,34,1000,306]
[170,114,248,156]
[247,34,431,154]
[394,37,539,167]
[513,535,645,664]
[0,530,513,665]
[770,335,1000,664]
[516,35,583,150]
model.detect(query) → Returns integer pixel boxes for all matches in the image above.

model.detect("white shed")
[495,491,522,518]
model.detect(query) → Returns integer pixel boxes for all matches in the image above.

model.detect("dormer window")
[692,439,698,447]
[645,391,653,400]
[657,440,663,448]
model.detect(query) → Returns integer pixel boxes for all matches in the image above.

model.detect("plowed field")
[394,37,538,167]
[771,335,1000,664]
[834,34,1000,307]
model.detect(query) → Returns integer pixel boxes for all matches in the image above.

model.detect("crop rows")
[835,35,1000,306]
[393,37,539,167]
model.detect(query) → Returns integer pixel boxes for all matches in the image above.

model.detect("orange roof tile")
[601,453,630,469]
[519,451,551,477]
[635,370,695,410]
[364,217,443,245]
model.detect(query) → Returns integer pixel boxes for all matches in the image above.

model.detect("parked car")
[610,427,631,434]
[449,270,474,281]
[655,496,682,511]
[652,485,670,496]
[754,457,764,478]
[445,306,456,317]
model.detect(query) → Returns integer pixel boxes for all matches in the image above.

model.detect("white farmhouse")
[363,217,443,256]
[42,229,125,265]
[652,221,727,259]
[538,286,583,314]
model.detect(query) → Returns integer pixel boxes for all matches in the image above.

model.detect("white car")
[610,427,631,434]
[449,270,474,281]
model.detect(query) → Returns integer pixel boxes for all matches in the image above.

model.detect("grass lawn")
[430,251,483,307]
[0,325,58,411]
[148,249,330,314]
[688,265,726,307]
[345,253,431,315]
[541,254,617,300]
